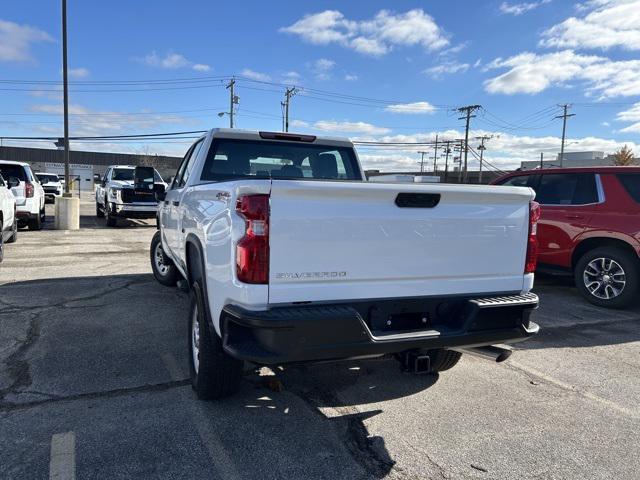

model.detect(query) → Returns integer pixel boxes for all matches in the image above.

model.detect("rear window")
[617,173,640,203]
[200,139,361,182]
[535,173,598,205]
[0,164,27,182]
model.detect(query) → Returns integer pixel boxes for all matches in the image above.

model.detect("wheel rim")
[583,257,626,300]
[154,242,170,276]
[191,307,200,374]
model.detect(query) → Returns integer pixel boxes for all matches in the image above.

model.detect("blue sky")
[1,0,639,171]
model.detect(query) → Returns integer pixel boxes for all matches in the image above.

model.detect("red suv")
[493,167,640,308]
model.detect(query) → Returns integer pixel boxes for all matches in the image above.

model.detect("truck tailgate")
[268,180,534,304]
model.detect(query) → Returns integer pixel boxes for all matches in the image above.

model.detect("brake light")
[525,201,541,273]
[236,194,269,284]
[25,182,34,198]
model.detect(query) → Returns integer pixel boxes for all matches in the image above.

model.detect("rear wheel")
[188,281,243,400]
[96,201,104,218]
[575,247,639,309]
[150,231,178,286]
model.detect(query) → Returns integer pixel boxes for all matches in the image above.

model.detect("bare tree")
[612,145,635,166]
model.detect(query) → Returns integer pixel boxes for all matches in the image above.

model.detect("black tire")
[105,200,117,227]
[40,205,45,224]
[188,281,243,400]
[0,223,4,263]
[6,215,17,243]
[150,231,178,286]
[96,201,104,218]
[28,211,42,231]
[427,349,462,372]
[574,247,639,309]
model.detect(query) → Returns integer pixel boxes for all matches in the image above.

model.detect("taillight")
[236,194,269,284]
[25,182,34,198]
[525,201,540,273]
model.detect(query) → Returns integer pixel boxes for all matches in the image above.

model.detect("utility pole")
[418,151,428,173]
[457,139,465,183]
[475,135,492,184]
[283,87,297,132]
[540,152,544,169]
[280,101,286,131]
[432,134,439,174]
[457,105,481,183]
[226,78,237,128]
[443,141,451,183]
[62,0,70,196]
[555,104,575,167]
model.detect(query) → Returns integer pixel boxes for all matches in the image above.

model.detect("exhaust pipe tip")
[453,345,513,363]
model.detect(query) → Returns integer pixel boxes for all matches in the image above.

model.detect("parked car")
[492,167,640,308]
[35,172,63,203]
[151,129,540,400]
[0,160,45,230]
[95,165,166,227]
[0,173,18,262]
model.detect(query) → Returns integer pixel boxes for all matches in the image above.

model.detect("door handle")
[172,201,180,206]
[565,214,584,219]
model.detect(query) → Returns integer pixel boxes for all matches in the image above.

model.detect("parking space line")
[190,402,241,480]
[509,360,640,420]
[49,431,75,480]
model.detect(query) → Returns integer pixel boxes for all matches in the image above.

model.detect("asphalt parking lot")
[1,199,639,479]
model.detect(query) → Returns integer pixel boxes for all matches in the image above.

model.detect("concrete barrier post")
[54,195,80,230]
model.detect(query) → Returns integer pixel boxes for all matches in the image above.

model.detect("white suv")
[0,173,18,262]
[0,161,46,230]
[35,172,63,203]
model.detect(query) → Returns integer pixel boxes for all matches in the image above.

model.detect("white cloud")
[0,19,52,62]
[137,51,210,71]
[540,0,640,51]
[385,101,436,114]
[344,74,358,81]
[617,102,640,121]
[312,120,391,135]
[240,68,271,81]
[309,58,336,81]
[484,50,640,98]
[282,71,300,80]
[68,67,90,79]
[602,121,610,126]
[616,102,640,132]
[28,103,197,136]
[280,9,449,56]
[424,62,469,78]
[290,119,310,128]
[499,0,551,16]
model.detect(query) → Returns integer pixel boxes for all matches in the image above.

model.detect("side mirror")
[7,177,20,188]
[154,184,166,202]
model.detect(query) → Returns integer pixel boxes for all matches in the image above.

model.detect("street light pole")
[62,0,70,196]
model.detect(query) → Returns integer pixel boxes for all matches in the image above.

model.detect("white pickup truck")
[150,129,540,400]
[96,165,166,226]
